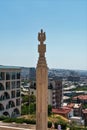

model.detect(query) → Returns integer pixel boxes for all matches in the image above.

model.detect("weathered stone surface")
[36,29,48,130]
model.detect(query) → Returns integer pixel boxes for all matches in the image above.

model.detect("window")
[16,98,20,106]
[17,72,20,79]
[6,72,10,80]
[16,90,20,97]
[6,82,10,90]
[0,104,4,111]
[11,81,15,89]
[0,72,5,80]
[11,91,15,98]
[0,83,4,90]
[12,72,15,79]
[17,81,20,88]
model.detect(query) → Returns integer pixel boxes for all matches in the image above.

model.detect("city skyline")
[0,0,87,70]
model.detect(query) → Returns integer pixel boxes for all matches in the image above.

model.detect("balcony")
[12,72,16,80]
[6,100,15,109]
[17,72,20,79]
[0,92,10,101]
[0,103,4,111]
[6,73,10,80]
[16,90,20,97]
[17,81,20,88]
[11,91,15,98]
[11,108,20,117]
[0,72,5,80]
[16,98,20,106]
[11,81,15,89]
[6,82,10,90]
[0,83,4,91]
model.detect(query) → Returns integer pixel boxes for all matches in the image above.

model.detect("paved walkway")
[0,125,34,130]
[0,121,35,130]
[0,121,57,130]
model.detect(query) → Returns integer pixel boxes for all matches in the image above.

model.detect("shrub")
[0,116,36,125]
[23,119,36,124]
[0,116,6,121]
[48,121,52,128]
[15,118,24,123]
[29,119,36,124]
[3,117,13,123]
[54,121,67,130]
[54,122,59,129]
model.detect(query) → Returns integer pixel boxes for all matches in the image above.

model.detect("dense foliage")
[21,103,36,115]
[48,105,52,116]
[22,94,36,104]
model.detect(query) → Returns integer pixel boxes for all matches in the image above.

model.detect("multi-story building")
[52,78,63,108]
[0,65,21,117]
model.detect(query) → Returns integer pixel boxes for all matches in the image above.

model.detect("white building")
[0,65,21,117]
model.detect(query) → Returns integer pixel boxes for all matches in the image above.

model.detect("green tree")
[21,104,29,115]
[22,94,36,104]
[29,95,36,103]
[22,95,29,103]
[48,105,52,116]
[29,103,36,114]
[69,120,76,130]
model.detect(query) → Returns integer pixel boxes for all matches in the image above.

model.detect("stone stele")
[36,29,48,130]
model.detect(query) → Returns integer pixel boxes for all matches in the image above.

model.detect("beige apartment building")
[0,65,21,117]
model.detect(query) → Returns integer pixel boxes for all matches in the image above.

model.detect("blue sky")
[0,0,87,70]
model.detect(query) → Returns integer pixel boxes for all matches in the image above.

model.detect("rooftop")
[52,107,72,114]
[0,65,21,69]
[73,95,87,100]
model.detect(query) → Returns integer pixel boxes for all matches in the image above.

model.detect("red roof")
[82,109,87,114]
[52,107,72,114]
[73,95,87,100]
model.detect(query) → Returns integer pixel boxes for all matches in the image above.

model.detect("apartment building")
[52,78,63,108]
[0,65,21,117]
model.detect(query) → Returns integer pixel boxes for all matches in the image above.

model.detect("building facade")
[0,66,21,117]
[52,79,63,108]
